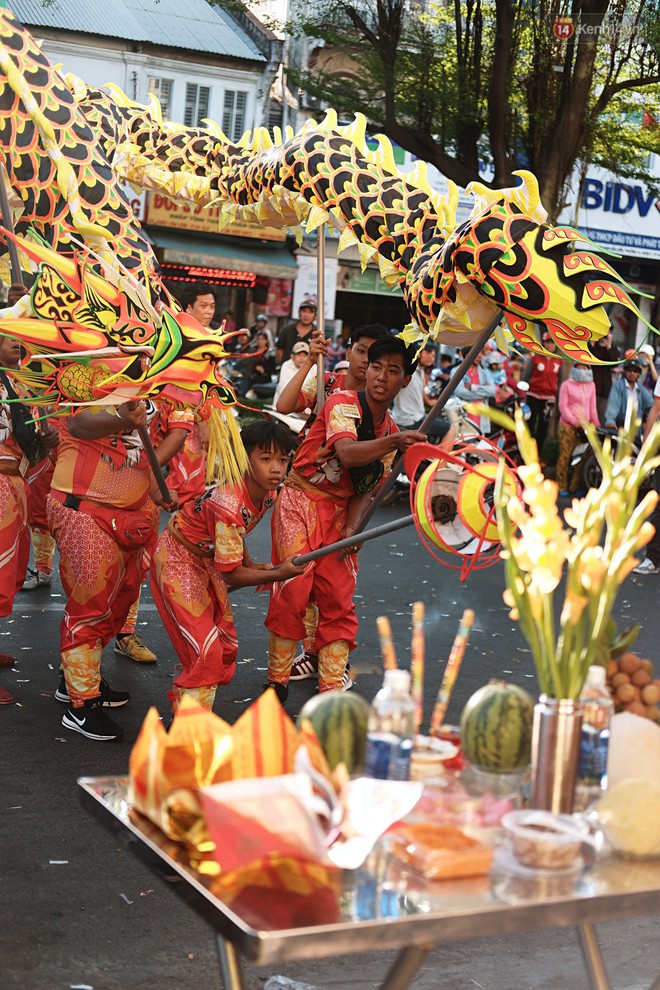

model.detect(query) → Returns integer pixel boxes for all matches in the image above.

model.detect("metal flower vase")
[529,695,583,813]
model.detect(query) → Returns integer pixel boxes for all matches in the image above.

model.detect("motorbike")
[569,425,649,495]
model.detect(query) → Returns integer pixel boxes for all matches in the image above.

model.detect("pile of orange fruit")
[607,652,660,721]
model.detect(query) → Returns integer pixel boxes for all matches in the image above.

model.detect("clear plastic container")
[364,669,415,781]
[502,809,589,869]
[492,848,584,904]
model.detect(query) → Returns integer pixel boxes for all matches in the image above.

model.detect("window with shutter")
[147,77,173,120]
[184,84,211,128]
[222,90,248,141]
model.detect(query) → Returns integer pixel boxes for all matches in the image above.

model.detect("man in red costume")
[113,398,194,663]
[275,323,389,684]
[47,400,177,741]
[265,337,426,700]
[0,332,58,703]
[522,332,562,455]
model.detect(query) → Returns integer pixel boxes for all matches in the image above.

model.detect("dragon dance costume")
[46,413,160,706]
[151,479,276,713]
[266,391,397,693]
[0,383,31,617]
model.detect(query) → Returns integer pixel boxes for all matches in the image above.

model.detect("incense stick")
[376,615,398,671]
[410,601,425,734]
[430,609,474,737]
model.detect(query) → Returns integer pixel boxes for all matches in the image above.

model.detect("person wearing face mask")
[556,364,599,496]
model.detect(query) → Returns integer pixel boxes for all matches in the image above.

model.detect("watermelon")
[460,680,534,772]
[296,690,370,775]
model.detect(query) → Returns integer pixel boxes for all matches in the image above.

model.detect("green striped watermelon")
[297,690,369,775]
[460,680,534,772]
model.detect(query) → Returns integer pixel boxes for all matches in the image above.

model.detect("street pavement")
[1,502,659,990]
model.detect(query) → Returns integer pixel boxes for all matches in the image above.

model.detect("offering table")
[79,776,660,990]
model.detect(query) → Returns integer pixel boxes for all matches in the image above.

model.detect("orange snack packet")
[390,822,493,879]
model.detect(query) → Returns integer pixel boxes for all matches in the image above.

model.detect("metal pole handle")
[293,513,415,566]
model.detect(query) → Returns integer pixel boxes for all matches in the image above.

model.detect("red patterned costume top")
[51,407,158,509]
[149,400,195,447]
[173,478,277,572]
[288,390,398,502]
[300,371,347,411]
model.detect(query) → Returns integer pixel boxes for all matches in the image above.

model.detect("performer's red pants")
[26,455,56,575]
[46,494,157,705]
[266,485,358,656]
[150,528,237,711]
[0,473,30,617]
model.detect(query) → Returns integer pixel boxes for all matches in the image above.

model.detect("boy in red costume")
[151,421,304,713]
[266,337,426,701]
[47,400,177,741]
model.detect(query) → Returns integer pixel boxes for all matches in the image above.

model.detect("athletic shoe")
[0,652,15,668]
[290,651,319,680]
[55,674,130,708]
[263,682,289,704]
[61,697,123,741]
[0,684,14,704]
[21,570,52,591]
[633,557,660,575]
[114,633,157,663]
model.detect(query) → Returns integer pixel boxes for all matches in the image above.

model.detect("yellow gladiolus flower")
[492,413,660,699]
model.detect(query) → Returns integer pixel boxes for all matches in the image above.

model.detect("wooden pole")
[315,223,326,414]
[0,166,24,287]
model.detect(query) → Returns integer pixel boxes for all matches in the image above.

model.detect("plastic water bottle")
[574,665,614,811]
[364,669,415,781]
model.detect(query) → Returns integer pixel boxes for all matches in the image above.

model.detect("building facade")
[9,0,296,330]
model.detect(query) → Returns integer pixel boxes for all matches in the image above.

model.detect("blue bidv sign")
[558,163,660,261]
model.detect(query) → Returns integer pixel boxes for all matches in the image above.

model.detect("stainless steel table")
[79,776,660,990]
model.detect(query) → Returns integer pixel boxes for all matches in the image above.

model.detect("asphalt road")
[1,502,659,990]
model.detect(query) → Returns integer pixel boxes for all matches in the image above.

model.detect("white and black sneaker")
[55,674,130,708]
[62,697,124,742]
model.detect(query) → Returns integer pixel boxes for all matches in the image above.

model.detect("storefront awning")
[148,228,298,281]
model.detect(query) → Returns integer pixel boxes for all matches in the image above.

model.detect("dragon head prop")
[0,233,236,410]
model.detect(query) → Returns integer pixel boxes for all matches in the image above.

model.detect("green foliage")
[289,0,660,219]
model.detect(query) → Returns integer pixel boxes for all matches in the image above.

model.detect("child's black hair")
[349,323,389,348]
[240,419,297,457]
[367,336,418,376]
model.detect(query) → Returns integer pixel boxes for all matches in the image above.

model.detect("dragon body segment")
[0,3,653,408]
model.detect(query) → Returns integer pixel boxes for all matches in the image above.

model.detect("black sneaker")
[54,674,130,708]
[263,681,289,704]
[61,697,124,741]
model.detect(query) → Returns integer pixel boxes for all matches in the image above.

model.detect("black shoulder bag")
[0,371,45,467]
[348,390,385,495]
